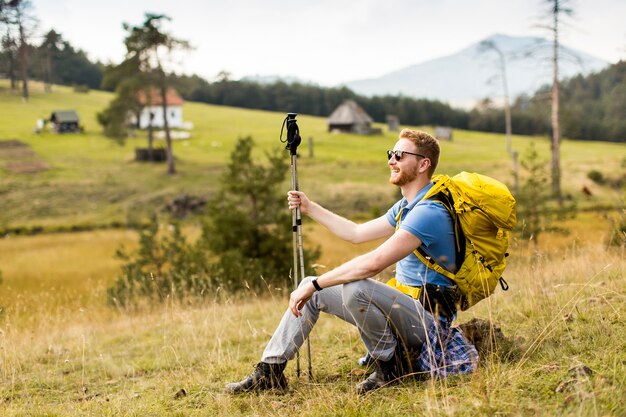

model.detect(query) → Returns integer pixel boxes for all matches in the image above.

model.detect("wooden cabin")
[327,100,374,134]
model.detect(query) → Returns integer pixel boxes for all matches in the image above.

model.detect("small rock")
[173,388,187,399]
[349,368,367,377]
[555,379,575,393]
[568,364,593,378]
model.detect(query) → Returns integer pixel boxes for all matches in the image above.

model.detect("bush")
[107,216,213,307]
[515,142,577,251]
[587,169,605,184]
[97,97,131,140]
[608,219,626,247]
[606,208,626,248]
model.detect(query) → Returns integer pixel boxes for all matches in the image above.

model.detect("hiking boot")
[358,352,375,367]
[356,356,401,395]
[224,362,287,394]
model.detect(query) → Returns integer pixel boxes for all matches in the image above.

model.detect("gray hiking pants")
[262,276,434,364]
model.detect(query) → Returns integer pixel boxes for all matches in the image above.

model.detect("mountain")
[342,33,609,108]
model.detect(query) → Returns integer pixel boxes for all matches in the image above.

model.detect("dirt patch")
[0,139,49,173]
[1,147,36,159]
[0,140,34,157]
[6,160,51,173]
[0,139,27,148]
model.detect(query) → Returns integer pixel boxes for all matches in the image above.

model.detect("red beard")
[389,164,418,186]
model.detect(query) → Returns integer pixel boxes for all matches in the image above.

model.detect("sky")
[33,0,626,86]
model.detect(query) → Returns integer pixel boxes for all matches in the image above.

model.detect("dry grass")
[0,230,136,330]
[0,223,624,416]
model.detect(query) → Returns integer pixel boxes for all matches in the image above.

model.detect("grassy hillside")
[1,79,624,232]
[0,80,624,416]
[0,237,623,416]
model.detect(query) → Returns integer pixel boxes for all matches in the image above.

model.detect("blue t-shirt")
[385,183,456,287]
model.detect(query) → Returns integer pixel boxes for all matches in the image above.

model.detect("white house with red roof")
[132,87,185,129]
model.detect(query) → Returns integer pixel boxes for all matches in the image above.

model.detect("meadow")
[0,80,624,416]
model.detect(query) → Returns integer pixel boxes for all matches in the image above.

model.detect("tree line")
[467,60,626,142]
[151,62,626,143]
[0,0,103,95]
[29,29,103,90]
[166,74,471,130]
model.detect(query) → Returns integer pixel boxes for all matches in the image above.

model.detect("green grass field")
[1,80,624,232]
[0,80,624,416]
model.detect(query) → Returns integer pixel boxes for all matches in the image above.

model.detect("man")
[225,129,476,395]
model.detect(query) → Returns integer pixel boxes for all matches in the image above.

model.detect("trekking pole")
[280,113,313,379]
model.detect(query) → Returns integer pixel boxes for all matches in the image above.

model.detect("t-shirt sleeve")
[399,201,450,248]
[386,200,402,227]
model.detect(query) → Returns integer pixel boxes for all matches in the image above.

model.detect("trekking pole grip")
[280,113,301,156]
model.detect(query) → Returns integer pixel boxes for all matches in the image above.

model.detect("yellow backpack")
[415,172,517,310]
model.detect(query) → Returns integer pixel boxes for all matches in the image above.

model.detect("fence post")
[308,137,314,158]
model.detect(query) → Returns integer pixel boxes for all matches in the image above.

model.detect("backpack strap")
[394,189,465,282]
[413,247,456,281]
[427,190,466,274]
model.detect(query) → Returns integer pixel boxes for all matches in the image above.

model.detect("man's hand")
[289,282,315,317]
[287,191,311,215]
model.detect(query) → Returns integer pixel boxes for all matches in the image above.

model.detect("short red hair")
[398,129,440,177]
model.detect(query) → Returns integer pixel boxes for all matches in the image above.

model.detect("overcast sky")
[33,0,626,86]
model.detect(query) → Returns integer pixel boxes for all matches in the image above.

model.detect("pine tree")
[98,13,190,174]
[200,136,320,291]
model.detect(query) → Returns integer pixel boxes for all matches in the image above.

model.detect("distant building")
[386,115,400,132]
[132,87,184,129]
[434,126,453,141]
[49,110,80,133]
[327,100,375,134]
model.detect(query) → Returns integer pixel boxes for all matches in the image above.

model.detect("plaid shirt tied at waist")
[417,318,479,378]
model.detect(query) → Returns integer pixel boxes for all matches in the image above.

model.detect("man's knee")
[295,276,331,312]
[299,276,315,288]
[299,276,320,306]
[342,280,374,310]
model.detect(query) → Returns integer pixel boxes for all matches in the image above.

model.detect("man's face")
[388,138,422,186]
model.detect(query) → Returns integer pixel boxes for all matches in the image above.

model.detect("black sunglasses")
[387,149,426,161]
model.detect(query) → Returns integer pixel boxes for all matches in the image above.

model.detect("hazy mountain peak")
[342,33,609,108]
[240,74,317,85]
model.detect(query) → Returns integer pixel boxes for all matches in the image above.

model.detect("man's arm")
[288,229,422,317]
[288,191,394,243]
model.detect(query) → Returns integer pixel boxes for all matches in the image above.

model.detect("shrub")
[587,169,605,184]
[107,215,212,307]
[96,97,130,140]
[606,208,626,248]
[515,142,577,251]
[608,219,626,247]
